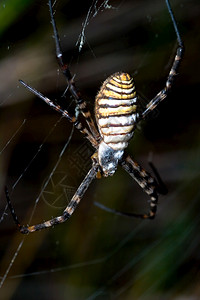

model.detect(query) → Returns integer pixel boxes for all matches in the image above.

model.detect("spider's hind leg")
[48,0,100,141]
[138,0,184,121]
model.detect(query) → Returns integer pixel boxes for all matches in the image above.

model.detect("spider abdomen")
[95,72,137,151]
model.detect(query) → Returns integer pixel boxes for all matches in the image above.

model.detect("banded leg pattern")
[120,155,159,219]
[166,46,184,89]
[141,46,184,120]
[140,0,184,121]
[5,166,98,234]
[48,0,100,141]
[19,80,98,148]
[95,72,137,151]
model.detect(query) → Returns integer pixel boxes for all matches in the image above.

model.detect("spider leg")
[48,0,100,141]
[19,80,98,148]
[5,165,98,234]
[139,0,184,120]
[95,155,160,219]
[148,159,168,195]
[120,155,160,219]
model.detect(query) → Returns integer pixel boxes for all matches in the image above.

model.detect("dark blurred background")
[0,0,200,299]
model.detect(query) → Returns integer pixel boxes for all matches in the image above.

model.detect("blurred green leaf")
[0,0,33,37]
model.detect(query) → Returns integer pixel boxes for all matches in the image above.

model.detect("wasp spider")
[5,0,184,234]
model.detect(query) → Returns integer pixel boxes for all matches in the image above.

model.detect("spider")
[5,0,184,234]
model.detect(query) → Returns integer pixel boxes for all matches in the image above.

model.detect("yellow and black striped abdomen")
[95,72,137,151]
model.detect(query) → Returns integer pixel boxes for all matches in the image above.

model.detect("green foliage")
[0,0,33,37]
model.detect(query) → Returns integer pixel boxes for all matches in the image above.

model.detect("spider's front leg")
[5,165,98,234]
[120,154,160,219]
[95,154,161,219]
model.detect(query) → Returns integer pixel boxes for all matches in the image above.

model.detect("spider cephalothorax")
[5,0,184,234]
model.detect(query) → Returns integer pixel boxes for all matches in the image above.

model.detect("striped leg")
[19,80,98,148]
[5,165,98,234]
[95,154,160,219]
[140,0,184,120]
[148,159,168,195]
[120,155,159,219]
[48,0,100,141]
[141,46,183,119]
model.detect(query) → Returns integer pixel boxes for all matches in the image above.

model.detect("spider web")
[76,0,115,52]
[1,0,200,299]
